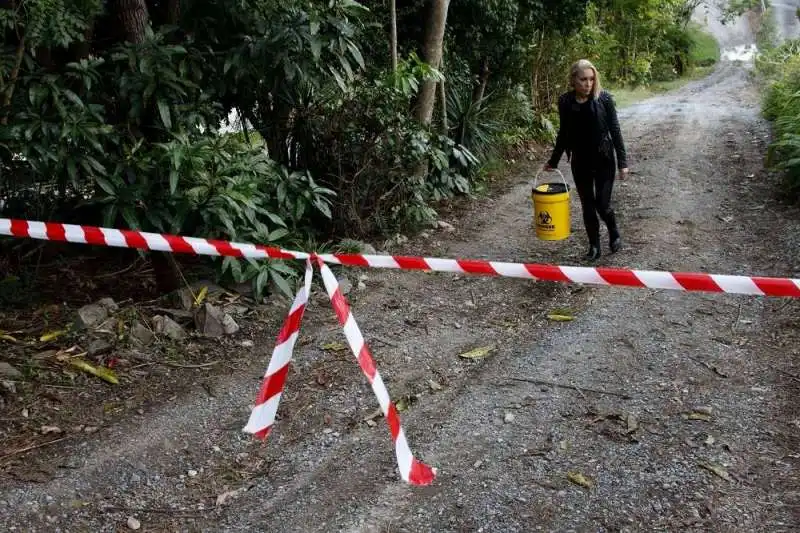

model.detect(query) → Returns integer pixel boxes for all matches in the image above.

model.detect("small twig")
[370,336,399,348]
[0,435,71,461]
[128,362,156,370]
[570,381,590,403]
[102,506,204,518]
[756,501,800,508]
[3,379,82,390]
[160,360,220,369]
[776,368,800,383]
[732,302,743,332]
[507,377,632,399]
[96,260,143,279]
[686,356,729,378]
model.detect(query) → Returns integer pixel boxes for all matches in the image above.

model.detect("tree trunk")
[115,0,181,294]
[413,0,450,126]
[0,35,25,126]
[471,57,490,105]
[116,0,150,43]
[439,73,448,134]
[530,30,544,111]
[390,0,398,72]
[167,0,181,24]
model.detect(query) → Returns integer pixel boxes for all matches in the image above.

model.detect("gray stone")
[87,339,113,356]
[97,298,119,313]
[0,362,22,378]
[76,304,109,329]
[152,315,187,340]
[1,380,16,394]
[194,303,226,338]
[339,277,354,295]
[130,322,154,346]
[221,314,240,336]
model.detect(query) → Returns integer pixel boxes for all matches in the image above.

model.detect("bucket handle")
[533,168,568,190]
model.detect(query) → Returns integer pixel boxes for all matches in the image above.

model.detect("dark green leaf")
[103,205,117,227]
[255,269,269,299]
[266,212,287,227]
[95,177,116,195]
[270,270,294,298]
[121,207,139,229]
[157,99,172,129]
[267,228,290,241]
[169,170,179,195]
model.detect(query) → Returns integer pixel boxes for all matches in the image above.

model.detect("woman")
[544,59,629,260]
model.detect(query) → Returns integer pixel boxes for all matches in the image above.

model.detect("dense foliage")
[758,34,800,198]
[1,0,715,297]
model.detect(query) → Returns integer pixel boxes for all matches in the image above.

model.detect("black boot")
[607,212,622,254]
[586,244,601,261]
[586,230,601,260]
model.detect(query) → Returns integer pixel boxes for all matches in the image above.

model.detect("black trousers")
[571,155,619,245]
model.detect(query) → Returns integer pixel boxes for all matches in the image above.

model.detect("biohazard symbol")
[538,210,552,226]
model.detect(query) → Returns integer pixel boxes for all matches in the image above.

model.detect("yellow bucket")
[531,169,571,241]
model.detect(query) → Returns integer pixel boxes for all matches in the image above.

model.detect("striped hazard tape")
[242,257,435,485]
[2,217,799,484]
[1,218,798,297]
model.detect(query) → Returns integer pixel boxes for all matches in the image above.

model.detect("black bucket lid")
[533,182,569,194]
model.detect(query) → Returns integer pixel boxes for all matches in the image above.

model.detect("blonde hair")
[569,59,602,100]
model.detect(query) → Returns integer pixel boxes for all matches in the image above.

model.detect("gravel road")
[1,5,799,533]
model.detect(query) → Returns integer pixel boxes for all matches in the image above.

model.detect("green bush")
[758,41,800,197]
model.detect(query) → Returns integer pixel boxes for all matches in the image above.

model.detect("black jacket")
[547,89,627,171]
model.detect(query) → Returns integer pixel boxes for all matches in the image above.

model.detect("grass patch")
[608,24,720,108]
[689,23,721,67]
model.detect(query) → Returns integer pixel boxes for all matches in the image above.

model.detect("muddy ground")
[2,6,800,533]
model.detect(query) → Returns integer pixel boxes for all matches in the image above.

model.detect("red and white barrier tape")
[1,218,798,297]
[3,217,798,484]
[315,257,436,485]
[243,259,313,440]
[243,256,436,485]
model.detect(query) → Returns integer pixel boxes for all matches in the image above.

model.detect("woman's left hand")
[619,168,630,180]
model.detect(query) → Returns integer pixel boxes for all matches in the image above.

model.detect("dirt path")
[2,8,800,533]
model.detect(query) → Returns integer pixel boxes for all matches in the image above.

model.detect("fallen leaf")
[428,379,443,391]
[687,412,712,421]
[567,471,594,489]
[194,286,209,306]
[34,350,59,360]
[397,394,417,413]
[69,359,119,385]
[40,330,67,343]
[363,408,383,422]
[322,342,348,353]
[458,345,496,359]
[0,332,18,343]
[547,311,574,322]
[699,461,732,482]
[626,413,639,434]
[704,434,716,446]
[41,425,62,434]
[216,486,249,507]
